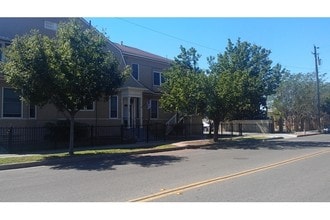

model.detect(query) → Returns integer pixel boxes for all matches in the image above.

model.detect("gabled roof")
[122,74,147,90]
[113,43,172,64]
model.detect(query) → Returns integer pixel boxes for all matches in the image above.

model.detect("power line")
[115,18,220,53]
[111,18,330,76]
[282,65,314,71]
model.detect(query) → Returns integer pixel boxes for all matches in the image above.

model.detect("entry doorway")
[123,97,142,128]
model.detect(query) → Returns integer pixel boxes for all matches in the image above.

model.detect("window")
[153,72,165,86]
[2,88,22,118]
[81,102,94,111]
[132,64,139,80]
[150,100,158,119]
[110,96,118,118]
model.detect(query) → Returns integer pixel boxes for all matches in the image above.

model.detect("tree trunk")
[213,119,220,142]
[279,117,283,133]
[69,114,75,156]
[208,119,212,137]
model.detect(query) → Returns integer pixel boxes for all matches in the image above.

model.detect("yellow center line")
[129,149,330,202]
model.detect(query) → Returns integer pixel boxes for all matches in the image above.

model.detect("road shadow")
[198,139,330,151]
[48,154,186,171]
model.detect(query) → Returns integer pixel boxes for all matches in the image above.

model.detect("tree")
[203,70,231,141]
[209,39,285,120]
[161,40,285,142]
[322,98,330,115]
[2,19,126,155]
[161,45,229,142]
[160,46,207,117]
[320,81,330,117]
[272,72,317,132]
[204,39,285,141]
[207,55,250,141]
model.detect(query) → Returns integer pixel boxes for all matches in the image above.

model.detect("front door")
[123,97,141,128]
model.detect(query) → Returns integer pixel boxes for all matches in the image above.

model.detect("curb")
[266,137,285,140]
[296,133,320,137]
[0,161,46,171]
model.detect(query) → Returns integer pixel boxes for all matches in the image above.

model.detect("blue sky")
[85,17,330,81]
[4,0,330,81]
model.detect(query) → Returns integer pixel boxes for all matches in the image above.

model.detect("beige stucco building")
[0,18,201,132]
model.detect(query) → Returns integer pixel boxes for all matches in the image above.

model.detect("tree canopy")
[161,39,285,141]
[209,39,285,120]
[272,71,330,132]
[272,72,317,131]
[2,19,126,155]
[160,46,207,117]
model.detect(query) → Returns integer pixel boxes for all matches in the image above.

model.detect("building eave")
[121,52,172,65]
[0,36,11,42]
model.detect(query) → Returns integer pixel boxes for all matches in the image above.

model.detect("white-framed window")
[109,95,118,119]
[2,87,22,118]
[131,63,139,80]
[81,102,95,111]
[44,21,58,31]
[150,100,158,119]
[153,71,165,86]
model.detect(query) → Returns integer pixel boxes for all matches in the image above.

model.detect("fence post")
[90,125,94,147]
[120,125,123,144]
[146,123,149,143]
[185,123,188,140]
[201,124,204,139]
[7,127,13,153]
[230,122,234,137]
[155,123,158,141]
[239,123,243,136]
[220,122,223,135]
[269,122,274,133]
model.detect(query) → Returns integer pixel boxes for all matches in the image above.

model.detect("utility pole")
[313,45,321,132]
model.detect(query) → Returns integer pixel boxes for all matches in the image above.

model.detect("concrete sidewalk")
[220,130,320,140]
[240,131,319,140]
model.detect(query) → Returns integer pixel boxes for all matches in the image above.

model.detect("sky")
[85,17,330,81]
[3,0,330,82]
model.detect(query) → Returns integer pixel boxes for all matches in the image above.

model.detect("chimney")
[121,41,123,46]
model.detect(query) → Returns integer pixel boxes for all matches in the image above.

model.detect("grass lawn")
[0,144,175,165]
[0,136,266,166]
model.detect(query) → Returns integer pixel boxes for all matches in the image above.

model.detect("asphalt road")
[0,134,330,202]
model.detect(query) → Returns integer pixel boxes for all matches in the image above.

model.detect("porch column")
[127,96,131,128]
[121,96,124,125]
[140,96,143,128]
